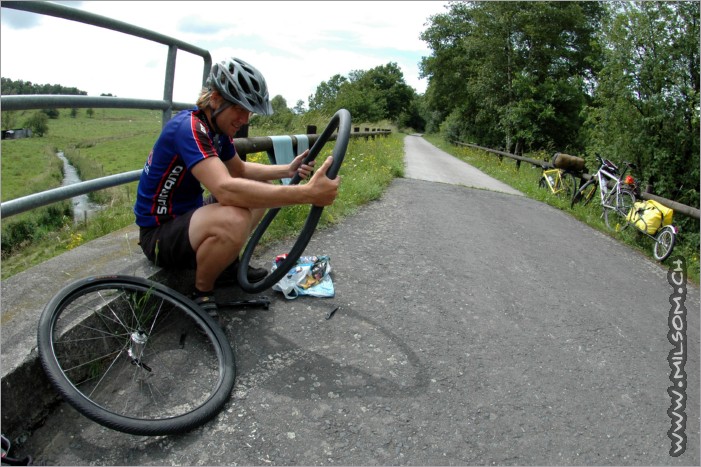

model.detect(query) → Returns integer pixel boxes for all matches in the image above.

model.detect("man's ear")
[210,90,223,109]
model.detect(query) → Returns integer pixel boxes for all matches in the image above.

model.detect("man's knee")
[217,205,252,235]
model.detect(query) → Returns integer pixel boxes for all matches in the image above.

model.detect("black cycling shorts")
[139,210,197,270]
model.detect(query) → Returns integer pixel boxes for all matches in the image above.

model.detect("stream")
[57,151,103,224]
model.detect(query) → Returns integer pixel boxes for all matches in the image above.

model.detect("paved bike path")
[404,134,523,195]
[17,137,699,465]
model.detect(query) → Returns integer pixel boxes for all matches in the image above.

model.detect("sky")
[1,1,449,108]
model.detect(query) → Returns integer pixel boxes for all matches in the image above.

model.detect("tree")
[0,77,87,95]
[352,63,414,121]
[1,111,17,130]
[335,82,385,122]
[420,1,603,152]
[293,100,306,114]
[308,63,415,123]
[308,74,347,113]
[42,108,60,119]
[253,95,295,131]
[25,111,49,136]
[583,1,699,211]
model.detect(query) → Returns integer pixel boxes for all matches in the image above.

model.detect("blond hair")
[196,88,216,109]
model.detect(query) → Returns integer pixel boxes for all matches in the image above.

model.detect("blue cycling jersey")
[134,108,236,228]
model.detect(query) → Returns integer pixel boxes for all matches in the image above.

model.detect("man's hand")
[306,156,340,207]
[287,150,315,179]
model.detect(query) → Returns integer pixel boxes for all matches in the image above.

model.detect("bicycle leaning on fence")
[570,154,638,231]
[538,152,584,198]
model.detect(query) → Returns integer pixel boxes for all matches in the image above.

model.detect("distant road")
[403,134,523,195]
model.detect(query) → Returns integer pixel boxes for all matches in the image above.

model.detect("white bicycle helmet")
[208,57,273,115]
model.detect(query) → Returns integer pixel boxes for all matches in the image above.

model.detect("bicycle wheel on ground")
[603,190,635,231]
[571,178,597,208]
[538,175,549,191]
[37,275,236,436]
[653,226,676,261]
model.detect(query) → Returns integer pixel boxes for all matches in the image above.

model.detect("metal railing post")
[163,45,178,125]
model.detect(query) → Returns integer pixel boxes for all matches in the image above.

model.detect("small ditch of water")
[57,151,103,224]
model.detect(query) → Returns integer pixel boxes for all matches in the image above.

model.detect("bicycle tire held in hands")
[237,109,351,294]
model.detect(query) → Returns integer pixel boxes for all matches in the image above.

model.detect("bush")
[1,219,37,255]
[440,109,469,143]
[24,111,49,136]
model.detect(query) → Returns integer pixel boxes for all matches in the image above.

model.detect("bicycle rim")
[583,185,597,205]
[37,275,235,436]
[603,207,620,231]
[571,180,596,207]
[603,191,634,231]
[654,227,676,261]
[616,190,635,231]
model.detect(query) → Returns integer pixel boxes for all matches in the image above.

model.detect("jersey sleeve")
[175,114,219,169]
[218,135,237,162]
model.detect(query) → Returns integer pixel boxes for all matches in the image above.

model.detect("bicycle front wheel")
[571,178,597,208]
[654,226,676,261]
[604,190,635,231]
[560,172,577,198]
[37,275,236,436]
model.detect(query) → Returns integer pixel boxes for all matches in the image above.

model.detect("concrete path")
[7,136,699,466]
[403,134,523,196]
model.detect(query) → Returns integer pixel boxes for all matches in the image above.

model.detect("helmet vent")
[237,74,251,95]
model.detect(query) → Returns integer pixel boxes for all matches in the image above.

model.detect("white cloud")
[1,1,448,106]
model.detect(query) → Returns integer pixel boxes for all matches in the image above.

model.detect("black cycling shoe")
[191,291,222,326]
[216,259,269,286]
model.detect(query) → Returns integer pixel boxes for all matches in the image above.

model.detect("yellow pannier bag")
[626,200,674,235]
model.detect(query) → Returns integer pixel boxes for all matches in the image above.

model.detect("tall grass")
[1,108,403,278]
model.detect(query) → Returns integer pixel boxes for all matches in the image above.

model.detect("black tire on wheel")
[617,189,635,230]
[654,226,676,261]
[237,109,352,293]
[571,178,597,208]
[37,275,235,436]
[538,175,548,191]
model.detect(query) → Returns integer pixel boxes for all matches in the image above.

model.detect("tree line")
[301,2,698,221]
[1,77,87,96]
[1,78,95,134]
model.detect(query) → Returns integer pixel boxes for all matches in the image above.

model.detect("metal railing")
[1,1,212,124]
[0,0,211,219]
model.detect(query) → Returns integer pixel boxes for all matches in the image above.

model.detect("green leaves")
[308,63,418,125]
[421,1,603,153]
